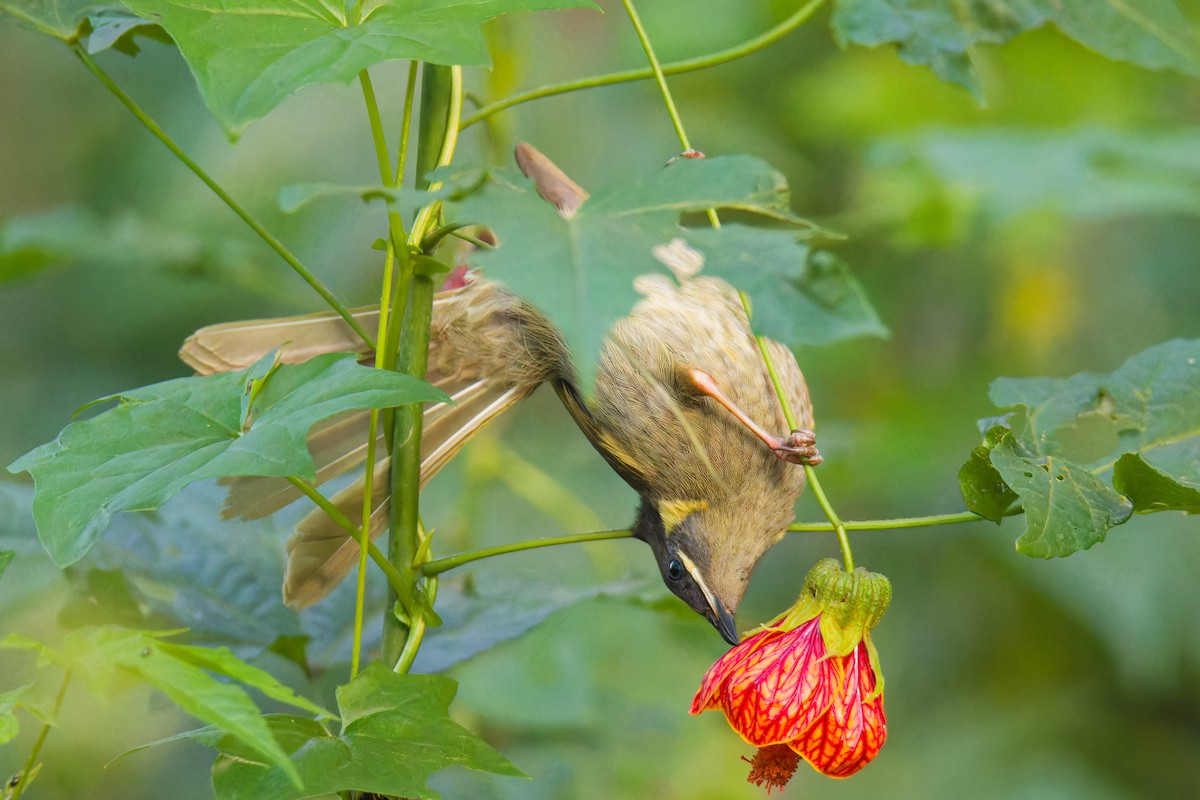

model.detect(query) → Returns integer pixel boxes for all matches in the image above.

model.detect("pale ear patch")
[658,498,709,534]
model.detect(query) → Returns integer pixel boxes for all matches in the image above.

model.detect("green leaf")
[24,481,307,647]
[84,9,171,56]
[112,715,323,766]
[0,0,106,40]
[8,353,446,567]
[0,483,64,619]
[58,567,153,630]
[8,627,331,787]
[1113,450,1200,513]
[868,129,1200,224]
[0,207,97,282]
[990,431,1132,557]
[692,231,887,347]
[116,0,596,138]
[958,426,1020,523]
[450,155,880,390]
[211,663,524,800]
[831,0,1199,98]
[153,641,328,719]
[0,207,270,286]
[0,549,12,580]
[4,479,371,669]
[0,683,31,745]
[1051,0,1200,77]
[991,339,1200,469]
[973,339,1200,556]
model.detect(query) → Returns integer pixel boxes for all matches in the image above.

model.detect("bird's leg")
[687,369,823,466]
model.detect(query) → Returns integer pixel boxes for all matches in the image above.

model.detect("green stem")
[806,466,853,570]
[394,62,420,186]
[621,0,720,227]
[789,511,986,531]
[383,274,434,667]
[358,69,411,270]
[418,510,993,577]
[621,0,691,148]
[287,476,357,536]
[11,669,71,800]
[71,44,374,348]
[350,408,381,680]
[287,476,416,610]
[459,0,827,130]
[738,291,856,570]
[392,576,437,674]
[367,541,412,601]
[349,68,402,680]
[383,64,463,669]
[421,529,635,576]
[359,70,394,183]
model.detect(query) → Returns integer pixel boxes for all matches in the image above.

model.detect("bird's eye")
[667,558,685,582]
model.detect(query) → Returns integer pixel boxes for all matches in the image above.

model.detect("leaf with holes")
[965,339,1200,556]
[989,430,1132,557]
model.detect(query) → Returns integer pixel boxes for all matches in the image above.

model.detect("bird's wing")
[282,380,531,608]
[179,306,381,374]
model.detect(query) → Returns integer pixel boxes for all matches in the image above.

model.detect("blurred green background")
[3,0,1200,797]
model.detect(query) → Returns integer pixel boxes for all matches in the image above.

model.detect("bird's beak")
[709,600,739,646]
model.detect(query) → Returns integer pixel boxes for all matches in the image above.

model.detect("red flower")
[691,560,890,789]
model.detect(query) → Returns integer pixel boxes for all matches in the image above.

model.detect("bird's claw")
[771,428,822,466]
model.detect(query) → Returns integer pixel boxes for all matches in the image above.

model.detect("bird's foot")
[770,428,822,466]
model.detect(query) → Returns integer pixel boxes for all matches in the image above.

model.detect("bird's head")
[632,496,784,645]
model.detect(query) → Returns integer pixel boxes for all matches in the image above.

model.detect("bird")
[179,143,821,645]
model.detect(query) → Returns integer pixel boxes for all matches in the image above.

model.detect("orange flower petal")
[792,640,886,778]
[721,618,835,747]
[690,628,777,715]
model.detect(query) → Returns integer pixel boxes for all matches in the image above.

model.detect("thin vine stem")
[621,0,691,149]
[421,529,635,576]
[352,240,400,677]
[739,291,857,570]
[418,510,988,576]
[790,511,986,531]
[459,0,828,130]
[395,62,420,185]
[619,0,721,226]
[359,69,394,182]
[70,44,375,348]
[286,476,417,610]
[10,669,71,800]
